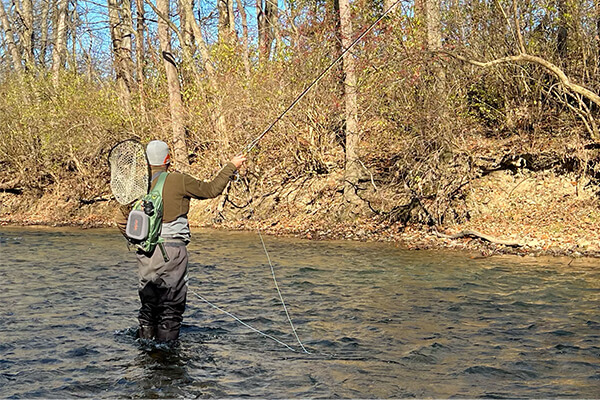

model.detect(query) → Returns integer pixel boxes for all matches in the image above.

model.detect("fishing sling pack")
[126,172,169,261]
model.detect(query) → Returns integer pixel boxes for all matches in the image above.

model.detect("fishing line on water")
[258,230,310,354]
[189,228,310,354]
[188,289,301,353]
[191,0,402,355]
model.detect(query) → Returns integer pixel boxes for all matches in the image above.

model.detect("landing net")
[108,140,149,205]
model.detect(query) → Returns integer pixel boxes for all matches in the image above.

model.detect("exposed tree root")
[0,179,23,194]
[434,228,523,247]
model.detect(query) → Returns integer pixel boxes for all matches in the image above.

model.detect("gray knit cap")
[146,140,171,166]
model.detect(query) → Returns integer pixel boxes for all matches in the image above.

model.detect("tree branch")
[511,0,526,54]
[143,0,185,57]
[441,51,600,141]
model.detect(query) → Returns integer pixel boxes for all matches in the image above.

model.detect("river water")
[0,227,598,398]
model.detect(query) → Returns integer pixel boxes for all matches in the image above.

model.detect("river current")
[0,227,598,398]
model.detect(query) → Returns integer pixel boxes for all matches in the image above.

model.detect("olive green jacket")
[117,162,237,236]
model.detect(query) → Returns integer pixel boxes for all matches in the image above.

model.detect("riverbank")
[1,167,599,258]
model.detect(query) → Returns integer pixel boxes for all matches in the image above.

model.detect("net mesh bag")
[108,140,149,205]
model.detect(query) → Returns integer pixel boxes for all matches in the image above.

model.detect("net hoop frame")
[108,139,151,205]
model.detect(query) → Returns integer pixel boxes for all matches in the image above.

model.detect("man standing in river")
[117,140,246,342]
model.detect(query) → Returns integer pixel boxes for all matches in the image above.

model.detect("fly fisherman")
[117,140,246,342]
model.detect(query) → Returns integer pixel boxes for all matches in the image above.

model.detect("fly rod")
[213,0,402,355]
[242,0,402,154]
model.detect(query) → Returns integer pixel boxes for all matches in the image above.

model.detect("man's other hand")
[231,154,247,169]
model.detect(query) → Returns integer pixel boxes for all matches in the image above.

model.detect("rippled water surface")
[0,227,599,398]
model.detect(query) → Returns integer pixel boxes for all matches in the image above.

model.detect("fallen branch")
[0,187,23,194]
[434,228,523,247]
[0,178,24,194]
[79,195,112,205]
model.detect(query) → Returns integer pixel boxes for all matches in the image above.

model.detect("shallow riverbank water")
[0,227,598,398]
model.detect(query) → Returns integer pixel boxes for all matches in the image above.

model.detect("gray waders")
[136,239,188,342]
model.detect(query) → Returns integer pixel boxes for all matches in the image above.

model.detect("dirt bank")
[1,168,599,258]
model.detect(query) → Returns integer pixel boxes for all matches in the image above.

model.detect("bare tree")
[135,0,146,113]
[179,0,228,142]
[18,0,35,68]
[0,0,23,72]
[557,0,567,60]
[426,0,442,51]
[39,0,50,67]
[179,0,192,52]
[218,0,235,43]
[121,0,135,82]
[257,0,267,60]
[156,0,189,167]
[257,0,278,61]
[236,0,250,77]
[52,0,69,84]
[445,52,600,141]
[266,0,280,54]
[108,0,135,107]
[338,0,361,206]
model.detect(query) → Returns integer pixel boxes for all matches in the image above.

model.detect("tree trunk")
[236,0,251,78]
[256,0,279,62]
[157,0,189,167]
[426,0,445,86]
[52,0,68,84]
[20,0,34,68]
[426,0,441,51]
[135,0,146,114]
[179,0,193,52]
[178,0,199,87]
[257,0,271,62]
[108,0,127,105]
[108,0,134,109]
[265,0,279,56]
[180,0,228,143]
[557,0,568,60]
[70,4,79,71]
[121,0,135,87]
[228,0,236,40]
[338,0,362,206]
[218,0,235,43]
[39,0,50,67]
[0,1,23,73]
[329,0,343,95]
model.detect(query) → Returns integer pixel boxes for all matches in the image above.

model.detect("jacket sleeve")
[116,204,131,237]
[183,162,237,199]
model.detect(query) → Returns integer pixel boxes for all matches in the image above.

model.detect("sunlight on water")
[0,226,598,398]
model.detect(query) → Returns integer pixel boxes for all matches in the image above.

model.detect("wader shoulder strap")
[151,172,168,194]
[154,172,169,262]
